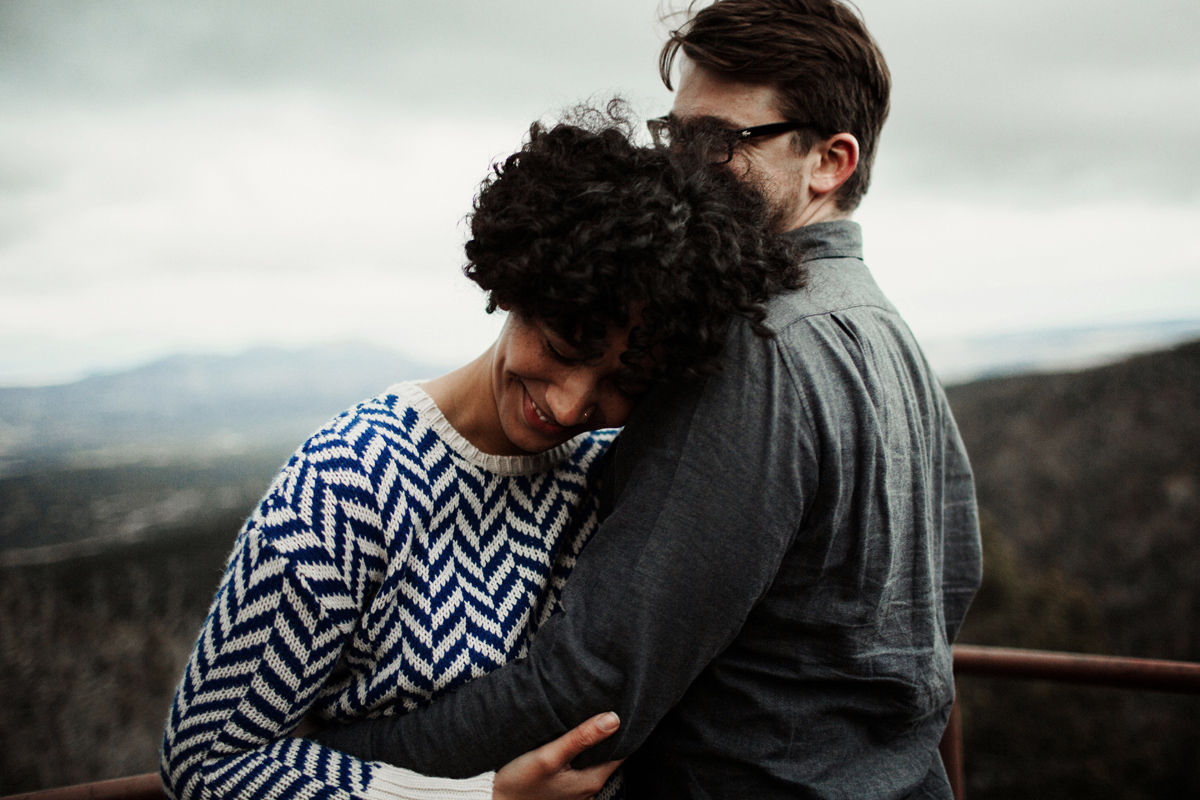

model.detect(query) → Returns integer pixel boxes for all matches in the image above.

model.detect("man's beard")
[737,162,799,235]
[764,196,794,235]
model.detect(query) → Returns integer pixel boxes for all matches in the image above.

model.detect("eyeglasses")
[647,116,813,164]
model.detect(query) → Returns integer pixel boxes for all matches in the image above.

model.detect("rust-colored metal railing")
[939,644,1200,800]
[0,773,165,800]
[6,645,1200,800]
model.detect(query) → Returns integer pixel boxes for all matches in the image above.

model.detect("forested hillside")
[0,521,238,792]
[1,341,1197,796]
[946,338,1200,799]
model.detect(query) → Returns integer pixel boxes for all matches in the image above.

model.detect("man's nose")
[546,374,599,427]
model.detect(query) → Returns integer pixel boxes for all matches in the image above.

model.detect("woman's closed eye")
[543,337,582,365]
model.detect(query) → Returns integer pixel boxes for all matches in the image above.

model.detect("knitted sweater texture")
[161,382,615,800]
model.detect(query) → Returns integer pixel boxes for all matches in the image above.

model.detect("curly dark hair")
[464,103,804,380]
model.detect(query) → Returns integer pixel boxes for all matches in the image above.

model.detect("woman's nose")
[546,375,599,427]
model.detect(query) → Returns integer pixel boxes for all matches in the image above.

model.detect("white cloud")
[1,94,532,284]
[0,264,505,384]
[858,192,1200,339]
[859,0,1200,199]
[1,0,1198,385]
[0,93,532,383]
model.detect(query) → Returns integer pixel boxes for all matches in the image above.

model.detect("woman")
[160,105,800,800]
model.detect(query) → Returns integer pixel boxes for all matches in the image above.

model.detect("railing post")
[939,694,966,800]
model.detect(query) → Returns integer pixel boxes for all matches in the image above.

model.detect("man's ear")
[809,133,859,197]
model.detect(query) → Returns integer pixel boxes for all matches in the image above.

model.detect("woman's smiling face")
[489,311,650,454]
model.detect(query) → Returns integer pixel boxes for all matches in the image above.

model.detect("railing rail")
[5,645,1200,800]
[0,773,165,800]
[951,644,1200,692]
[940,644,1200,800]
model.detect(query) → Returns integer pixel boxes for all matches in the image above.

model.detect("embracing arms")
[312,329,811,776]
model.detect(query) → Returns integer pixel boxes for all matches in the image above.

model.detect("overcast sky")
[2,0,1198,385]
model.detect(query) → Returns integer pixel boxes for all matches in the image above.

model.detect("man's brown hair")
[660,0,891,211]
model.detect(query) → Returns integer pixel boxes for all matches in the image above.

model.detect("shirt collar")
[781,220,863,262]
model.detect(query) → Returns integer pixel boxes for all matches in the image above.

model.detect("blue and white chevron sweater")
[161,382,617,800]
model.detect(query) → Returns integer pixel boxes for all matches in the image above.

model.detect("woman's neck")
[421,345,520,456]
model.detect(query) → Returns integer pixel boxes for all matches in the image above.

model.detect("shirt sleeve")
[311,322,813,777]
[940,409,983,642]
[160,433,495,800]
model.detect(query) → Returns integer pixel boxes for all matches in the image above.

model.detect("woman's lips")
[523,385,568,436]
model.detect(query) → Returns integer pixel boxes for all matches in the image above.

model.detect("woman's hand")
[492,712,624,800]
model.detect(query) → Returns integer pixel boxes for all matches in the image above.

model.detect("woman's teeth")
[534,404,554,425]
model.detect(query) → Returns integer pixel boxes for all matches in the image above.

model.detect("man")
[315,1,982,797]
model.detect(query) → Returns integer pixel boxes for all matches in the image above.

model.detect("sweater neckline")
[385,381,586,476]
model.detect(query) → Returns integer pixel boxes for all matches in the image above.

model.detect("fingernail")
[597,712,620,732]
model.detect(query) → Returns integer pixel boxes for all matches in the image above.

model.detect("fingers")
[544,712,621,768]
[573,758,625,790]
[492,714,623,800]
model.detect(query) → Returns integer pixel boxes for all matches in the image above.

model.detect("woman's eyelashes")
[543,334,595,366]
[543,338,580,365]
[541,332,648,400]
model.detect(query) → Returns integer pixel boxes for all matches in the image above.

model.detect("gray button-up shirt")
[314,220,983,799]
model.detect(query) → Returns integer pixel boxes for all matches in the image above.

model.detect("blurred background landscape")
[2,338,1199,798]
[2,0,1198,797]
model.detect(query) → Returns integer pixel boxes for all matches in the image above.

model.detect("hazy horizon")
[3,0,1198,385]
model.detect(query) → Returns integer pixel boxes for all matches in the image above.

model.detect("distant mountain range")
[5,318,1199,472]
[3,329,1199,558]
[923,317,1200,383]
[0,343,439,477]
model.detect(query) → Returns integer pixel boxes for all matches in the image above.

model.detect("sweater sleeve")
[311,322,812,777]
[160,430,495,800]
